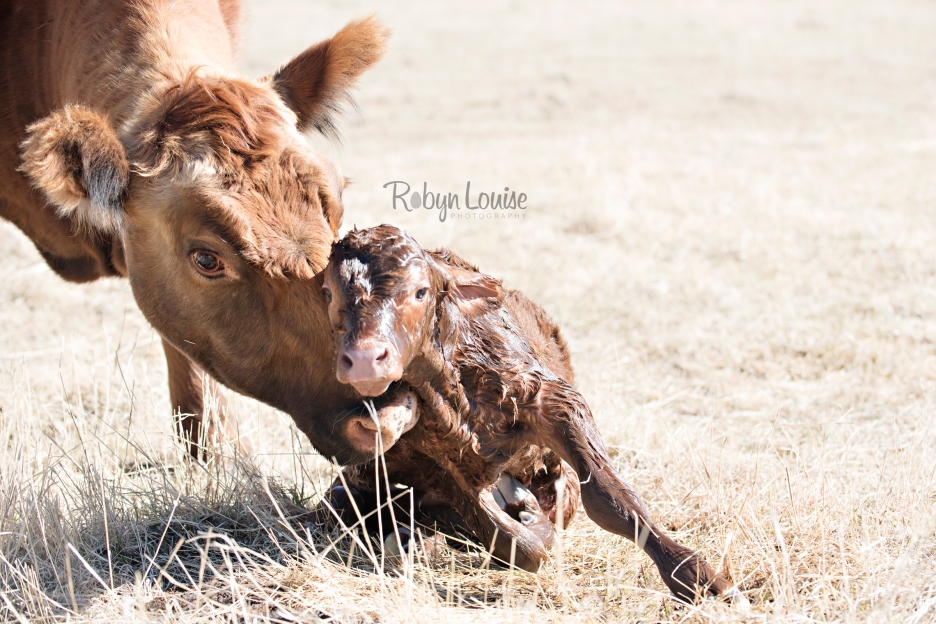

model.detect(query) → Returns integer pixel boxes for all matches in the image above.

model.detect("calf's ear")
[452,270,503,301]
[445,265,504,316]
[19,105,129,235]
[270,16,389,137]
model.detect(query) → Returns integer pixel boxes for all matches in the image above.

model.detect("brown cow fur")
[0,0,418,463]
[321,225,742,604]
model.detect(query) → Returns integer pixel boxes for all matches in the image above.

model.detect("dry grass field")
[2,0,935,621]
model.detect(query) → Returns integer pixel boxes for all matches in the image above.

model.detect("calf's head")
[323,224,502,393]
[18,19,390,458]
[323,225,501,454]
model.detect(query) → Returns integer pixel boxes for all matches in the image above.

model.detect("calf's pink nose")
[340,346,390,380]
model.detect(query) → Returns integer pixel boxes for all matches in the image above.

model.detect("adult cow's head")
[17,18,389,453]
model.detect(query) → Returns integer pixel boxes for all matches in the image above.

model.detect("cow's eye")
[191,251,224,277]
[322,288,333,303]
[415,288,428,300]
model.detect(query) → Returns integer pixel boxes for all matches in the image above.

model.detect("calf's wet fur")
[318,224,743,604]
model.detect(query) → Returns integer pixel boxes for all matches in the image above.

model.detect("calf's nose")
[340,345,389,377]
[337,343,403,397]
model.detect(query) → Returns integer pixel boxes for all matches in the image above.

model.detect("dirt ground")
[1,0,935,622]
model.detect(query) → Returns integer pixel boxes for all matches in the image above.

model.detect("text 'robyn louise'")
[383,181,528,222]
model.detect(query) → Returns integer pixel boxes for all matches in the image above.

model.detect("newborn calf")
[321,225,740,604]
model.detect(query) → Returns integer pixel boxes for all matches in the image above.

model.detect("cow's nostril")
[340,354,353,370]
[375,348,389,363]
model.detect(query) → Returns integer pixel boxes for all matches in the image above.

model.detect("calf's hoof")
[708,584,750,608]
[665,561,747,607]
[383,527,413,557]
[310,485,367,528]
[493,473,555,547]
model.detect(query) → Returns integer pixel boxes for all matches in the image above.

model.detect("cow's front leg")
[162,337,252,458]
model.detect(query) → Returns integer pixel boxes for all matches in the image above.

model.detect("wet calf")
[320,224,743,604]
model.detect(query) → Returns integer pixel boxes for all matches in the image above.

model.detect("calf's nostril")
[340,354,354,371]
[375,348,389,363]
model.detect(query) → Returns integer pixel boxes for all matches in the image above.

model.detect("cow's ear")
[20,105,129,234]
[270,16,389,137]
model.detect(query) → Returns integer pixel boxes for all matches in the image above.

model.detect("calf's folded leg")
[415,456,552,572]
[317,460,553,572]
[470,487,550,571]
[312,473,413,540]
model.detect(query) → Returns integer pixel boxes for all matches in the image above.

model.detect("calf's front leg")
[413,449,552,572]
[469,486,551,571]
[162,337,252,459]
[315,455,553,572]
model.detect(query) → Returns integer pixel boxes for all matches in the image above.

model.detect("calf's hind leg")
[162,338,252,459]
[536,381,743,604]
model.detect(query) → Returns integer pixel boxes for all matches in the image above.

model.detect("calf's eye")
[322,288,333,303]
[191,251,224,277]
[415,288,428,300]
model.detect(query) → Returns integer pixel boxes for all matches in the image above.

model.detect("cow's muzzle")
[343,387,419,455]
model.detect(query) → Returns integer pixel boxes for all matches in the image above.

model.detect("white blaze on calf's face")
[324,254,434,396]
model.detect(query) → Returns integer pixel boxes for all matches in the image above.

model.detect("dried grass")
[2,0,936,621]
